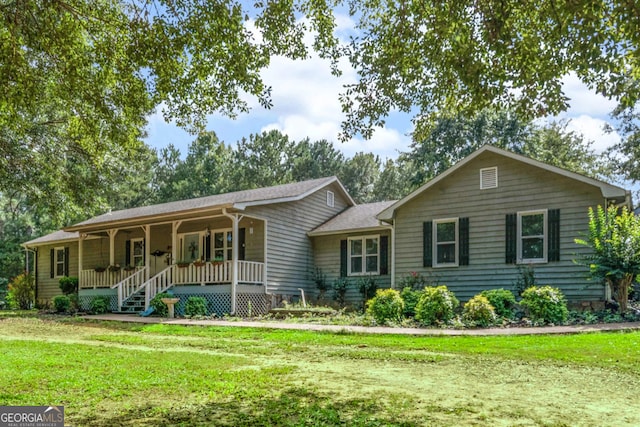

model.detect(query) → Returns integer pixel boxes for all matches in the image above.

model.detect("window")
[54,247,65,277]
[213,229,233,261]
[480,167,498,189]
[179,232,205,262]
[433,218,458,267]
[518,210,547,263]
[326,191,335,207]
[348,236,379,275]
[131,238,144,267]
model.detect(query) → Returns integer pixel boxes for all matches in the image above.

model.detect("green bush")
[332,278,349,306]
[7,273,35,310]
[58,276,79,295]
[150,292,171,317]
[90,296,111,314]
[462,295,497,327]
[520,286,569,325]
[358,276,378,308]
[400,286,422,317]
[185,296,207,317]
[53,295,70,313]
[68,293,79,312]
[366,289,404,325]
[415,285,459,326]
[480,288,517,319]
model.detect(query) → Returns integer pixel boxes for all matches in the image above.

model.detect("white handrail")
[143,265,175,309]
[112,267,148,309]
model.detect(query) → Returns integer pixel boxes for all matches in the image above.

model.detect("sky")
[144,16,622,163]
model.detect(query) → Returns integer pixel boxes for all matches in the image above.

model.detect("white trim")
[517,209,548,264]
[432,218,459,268]
[53,246,66,278]
[347,235,380,276]
[211,228,233,262]
[480,166,498,189]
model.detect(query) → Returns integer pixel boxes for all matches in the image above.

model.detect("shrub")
[513,264,536,297]
[150,292,171,317]
[357,276,377,308]
[398,271,429,290]
[53,295,71,313]
[7,273,35,310]
[480,289,517,319]
[58,276,79,295]
[90,296,111,314]
[415,285,459,326]
[520,286,569,325]
[332,278,349,306]
[366,289,404,325]
[400,286,422,318]
[314,268,329,300]
[463,295,497,327]
[185,296,207,317]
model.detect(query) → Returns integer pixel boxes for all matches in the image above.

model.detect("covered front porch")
[74,209,268,314]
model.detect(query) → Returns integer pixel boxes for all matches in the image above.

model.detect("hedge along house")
[377,145,632,305]
[23,177,354,315]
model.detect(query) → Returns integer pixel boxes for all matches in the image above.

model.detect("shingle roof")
[23,230,80,247]
[66,176,349,231]
[309,201,396,236]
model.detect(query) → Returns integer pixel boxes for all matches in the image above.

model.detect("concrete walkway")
[85,313,640,336]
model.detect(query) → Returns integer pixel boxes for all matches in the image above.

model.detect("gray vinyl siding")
[35,243,78,302]
[249,182,350,296]
[394,151,607,302]
[313,231,392,304]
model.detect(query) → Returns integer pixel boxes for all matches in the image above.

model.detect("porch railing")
[112,267,148,308]
[143,265,175,309]
[237,261,265,284]
[79,267,145,289]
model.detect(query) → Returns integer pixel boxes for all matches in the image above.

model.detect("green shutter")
[548,209,560,262]
[340,240,347,277]
[423,221,433,267]
[204,234,211,261]
[459,217,469,266]
[380,235,388,275]
[505,213,517,264]
[64,247,69,276]
[50,249,54,279]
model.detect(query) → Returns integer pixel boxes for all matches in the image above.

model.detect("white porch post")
[222,208,240,314]
[107,229,118,266]
[142,225,151,280]
[78,234,86,287]
[171,221,182,266]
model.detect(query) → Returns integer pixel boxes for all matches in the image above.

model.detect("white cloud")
[561,73,618,118]
[564,115,620,153]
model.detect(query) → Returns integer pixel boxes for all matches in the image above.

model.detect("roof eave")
[308,224,391,237]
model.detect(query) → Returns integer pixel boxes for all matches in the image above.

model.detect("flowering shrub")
[415,285,459,326]
[366,289,404,325]
[462,295,497,327]
[7,273,34,309]
[398,271,429,290]
[480,289,517,319]
[520,286,568,325]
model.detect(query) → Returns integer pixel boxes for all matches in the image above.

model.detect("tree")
[373,159,410,201]
[1,0,337,216]
[291,139,346,182]
[232,130,295,190]
[575,205,640,313]
[340,152,381,203]
[340,1,640,141]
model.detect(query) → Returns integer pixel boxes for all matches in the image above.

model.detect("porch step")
[118,291,146,313]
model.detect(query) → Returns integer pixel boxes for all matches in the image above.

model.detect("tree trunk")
[609,274,633,313]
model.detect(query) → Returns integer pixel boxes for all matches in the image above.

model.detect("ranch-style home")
[24,145,631,315]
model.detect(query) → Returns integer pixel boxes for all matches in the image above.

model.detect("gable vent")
[480,167,498,189]
[326,190,335,207]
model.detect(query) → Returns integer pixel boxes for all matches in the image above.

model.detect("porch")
[74,209,269,314]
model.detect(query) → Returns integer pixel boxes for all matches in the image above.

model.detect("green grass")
[1,316,640,426]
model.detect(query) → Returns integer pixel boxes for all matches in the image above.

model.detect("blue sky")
[144,16,622,162]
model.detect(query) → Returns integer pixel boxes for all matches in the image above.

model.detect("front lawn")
[1,316,639,426]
